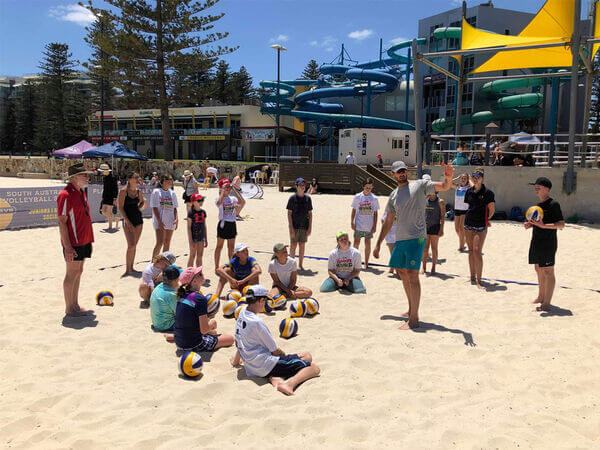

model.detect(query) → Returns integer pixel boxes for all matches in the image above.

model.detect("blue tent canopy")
[82,141,147,160]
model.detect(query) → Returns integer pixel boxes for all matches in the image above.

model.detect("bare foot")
[531,298,542,304]
[66,309,89,317]
[139,300,150,309]
[431,267,436,275]
[476,282,486,291]
[299,266,305,271]
[364,263,369,269]
[269,376,284,388]
[399,320,419,330]
[277,381,295,396]
[420,268,426,274]
[388,268,394,274]
[535,304,551,312]
[400,311,409,318]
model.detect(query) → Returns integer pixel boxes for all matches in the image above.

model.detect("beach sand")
[1,177,599,448]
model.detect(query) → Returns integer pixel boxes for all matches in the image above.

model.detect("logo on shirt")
[358,202,373,215]
[159,197,173,209]
[336,258,353,271]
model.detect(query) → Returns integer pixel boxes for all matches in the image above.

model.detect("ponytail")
[177,283,191,299]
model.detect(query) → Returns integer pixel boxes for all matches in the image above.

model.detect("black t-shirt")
[187,208,207,241]
[465,184,495,227]
[286,194,313,230]
[531,198,563,245]
[102,174,119,200]
[174,291,208,349]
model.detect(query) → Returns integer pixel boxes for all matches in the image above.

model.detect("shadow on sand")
[539,305,574,317]
[380,314,476,347]
[61,311,98,329]
[235,367,270,386]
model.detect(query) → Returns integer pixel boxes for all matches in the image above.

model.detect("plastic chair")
[249,170,260,183]
[269,170,279,184]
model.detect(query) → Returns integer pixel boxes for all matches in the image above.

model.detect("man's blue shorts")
[389,238,426,270]
[267,354,310,379]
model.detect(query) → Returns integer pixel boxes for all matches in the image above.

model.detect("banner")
[0,184,155,231]
[242,128,275,142]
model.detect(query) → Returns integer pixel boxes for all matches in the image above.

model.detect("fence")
[253,145,339,163]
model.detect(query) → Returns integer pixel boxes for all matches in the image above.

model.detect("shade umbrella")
[52,140,96,159]
[82,141,147,160]
[508,132,541,144]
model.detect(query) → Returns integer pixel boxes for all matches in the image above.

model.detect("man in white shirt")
[345,151,355,164]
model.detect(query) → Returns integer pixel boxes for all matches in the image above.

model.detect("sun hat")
[190,193,204,202]
[336,230,349,239]
[295,177,306,185]
[391,161,407,172]
[273,243,288,253]
[234,242,248,253]
[98,163,111,172]
[161,251,177,264]
[162,265,181,281]
[529,177,552,189]
[179,267,203,285]
[183,169,192,177]
[67,163,94,178]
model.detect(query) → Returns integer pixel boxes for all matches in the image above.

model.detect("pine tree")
[35,43,77,151]
[171,52,217,106]
[301,59,321,80]
[15,81,37,153]
[230,66,254,104]
[213,60,232,104]
[0,96,16,154]
[589,52,600,133]
[84,0,237,160]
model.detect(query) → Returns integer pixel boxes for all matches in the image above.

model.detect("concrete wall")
[427,166,600,222]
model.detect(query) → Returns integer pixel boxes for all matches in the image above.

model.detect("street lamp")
[96,12,105,146]
[270,44,287,161]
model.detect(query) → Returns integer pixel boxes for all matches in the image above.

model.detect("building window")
[461,106,472,116]
[392,138,403,149]
[446,84,456,105]
[448,59,457,75]
[448,20,461,49]
[466,16,477,27]
[462,82,473,102]
[463,55,475,73]
[446,108,455,118]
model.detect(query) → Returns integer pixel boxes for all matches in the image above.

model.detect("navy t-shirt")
[465,184,495,228]
[226,256,259,280]
[187,207,207,242]
[174,291,208,349]
[286,194,313,230]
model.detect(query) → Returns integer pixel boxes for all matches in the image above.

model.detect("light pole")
[96,13,105,146]
[270,44,286,161]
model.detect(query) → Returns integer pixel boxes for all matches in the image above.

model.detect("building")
[88,104,307,161]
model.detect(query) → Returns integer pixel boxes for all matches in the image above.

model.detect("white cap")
[246,285,268,299]
[234,242,248,253]
[422,174,431,181]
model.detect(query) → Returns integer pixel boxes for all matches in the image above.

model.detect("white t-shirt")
[215,195,238,224]
[345,154,355,164]
[206,167,218,176]
[142,263,162,288]
[382,210,397,244]
[234,308,279,377]
[454,185,469,211]
[150,188,178,230]
[328,246,362,279]
[268,256,297,287]
[351,192,380,232]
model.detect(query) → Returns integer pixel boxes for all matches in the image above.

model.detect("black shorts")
[529,240,556,267]
[427,224,441,235]
[64,243,92,261]
[266,354,310,379]
[454,209,467,216]
[217,221,237,240]
[101,198,115,207]
[182,193,192,204]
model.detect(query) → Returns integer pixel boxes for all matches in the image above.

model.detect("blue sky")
[0,0,566,85]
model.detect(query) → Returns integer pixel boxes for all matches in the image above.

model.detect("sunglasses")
[394,169,407,174]
[471,173,483,178]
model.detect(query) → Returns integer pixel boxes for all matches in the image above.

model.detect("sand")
[1,176,599,449]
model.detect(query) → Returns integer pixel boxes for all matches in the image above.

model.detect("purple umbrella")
[52,140,96,159]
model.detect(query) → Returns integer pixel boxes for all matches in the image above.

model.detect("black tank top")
[123,189,143,226]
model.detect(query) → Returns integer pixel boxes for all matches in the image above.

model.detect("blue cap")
[163,265,181,281]
[295,177,306,185]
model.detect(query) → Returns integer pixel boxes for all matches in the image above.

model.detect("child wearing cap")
[286,178,313,270]
[320,231,366,293]
[175,267,234,352]
[230,285,320,396]
[139,251,177,308]
[268,243,313,299]
[187,193,208,268]
[351,178,380,269]
[524,177,564,312]
[215,243,261,298]
[214,178,246,270]
[150,265,180,340]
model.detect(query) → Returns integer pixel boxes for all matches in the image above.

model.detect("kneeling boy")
[230,285,320,396]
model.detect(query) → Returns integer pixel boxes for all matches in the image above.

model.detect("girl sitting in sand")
[174,267,234,353]
[139,251,176,308]
[320,231,366,293]
[268,243,312,300]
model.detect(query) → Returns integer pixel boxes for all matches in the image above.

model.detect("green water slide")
[428,27,543,132]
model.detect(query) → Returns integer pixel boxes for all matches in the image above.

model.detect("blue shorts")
[267,354,310,379]
[179,334,218,353]
[389,238,426,270]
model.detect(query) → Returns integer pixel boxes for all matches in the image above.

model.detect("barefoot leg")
[277,364,321,396]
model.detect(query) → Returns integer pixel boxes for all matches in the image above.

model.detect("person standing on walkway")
[57,163,95,316]
[374,161,454,329]
[286,178,312,271]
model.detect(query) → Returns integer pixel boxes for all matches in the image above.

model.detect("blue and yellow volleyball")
[271,293,287,309]
[289,300,306,318]
[223,299,238,317]
[526,206,544,222]
[96,290,114,306]
[279,318,298,339]
[206,293,220,315]
[305,297,320,316]
[234,301,247,320]
[179,351,203,378]
[227,290,242,302]
[242,285,251,296]
[262,299,273,314]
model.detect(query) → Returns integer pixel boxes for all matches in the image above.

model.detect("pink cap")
[179,267,203,285]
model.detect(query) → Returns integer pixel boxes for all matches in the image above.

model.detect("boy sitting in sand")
[230,285,320,396]
[215,243,261,298]
[139,251,176,308]
[150,265,180,340]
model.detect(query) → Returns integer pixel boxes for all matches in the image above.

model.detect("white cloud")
[389,37,409,46]
[269,34,289,44]
[452,0,462,5]
[49,4,96,27]
[348,29,373,41]
[309,36,338,52]
[309,40,318,46]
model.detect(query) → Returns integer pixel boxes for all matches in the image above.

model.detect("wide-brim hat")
[98,163,111,172]
[68,163,94,178]
[183,170,192,177]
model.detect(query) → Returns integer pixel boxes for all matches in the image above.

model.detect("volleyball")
[262,300,273,314]
[279,318,298,339]
[242,285,251,296]
[289,300,306,318]
[305,297,320,316]
[227,290,243,302]
[179,351,203,378]
[223,299,238,317]
[271,293,287,309]
[96,290,114,306]
[526,206,544,222]
[234,302,247,320]
[206,294,220,315]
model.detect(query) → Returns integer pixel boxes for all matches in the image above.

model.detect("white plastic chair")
[249,170,260,183]
[269,170,279,184]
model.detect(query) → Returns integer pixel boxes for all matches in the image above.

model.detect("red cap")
[218,178,231,188]
[190,193,204,202]
[376,153,382,158]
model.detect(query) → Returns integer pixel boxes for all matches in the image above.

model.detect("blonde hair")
[152,254,169,264]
